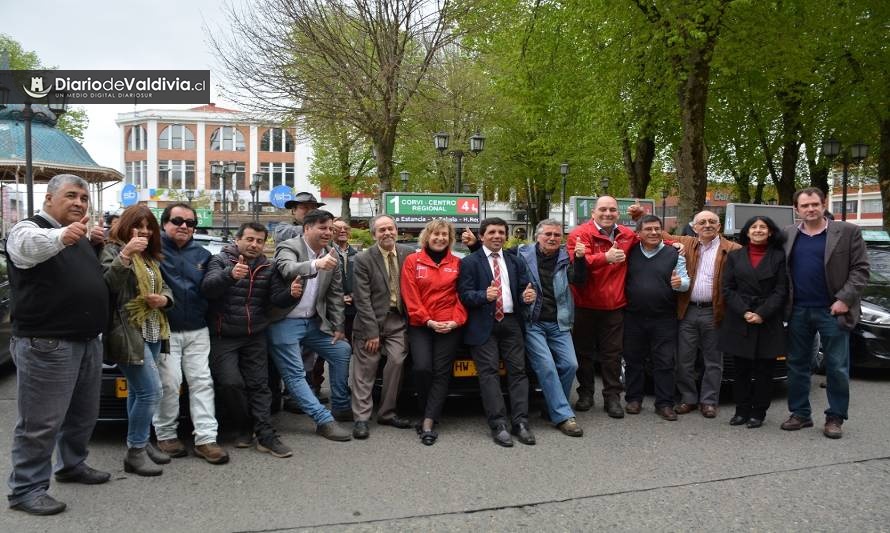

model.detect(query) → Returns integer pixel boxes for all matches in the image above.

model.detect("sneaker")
[156,438,187,458]
[824,416,844,439]
[780,414,814,431]
[235,433,254,449]
[316,421,352,441]
[556,417,583,437]
[194,442,229,464]
[257,436,293,458]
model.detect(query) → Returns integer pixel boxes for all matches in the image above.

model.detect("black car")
[0,251,12,367]
[849,243,890,370]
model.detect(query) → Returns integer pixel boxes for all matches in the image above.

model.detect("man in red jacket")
[567,196,638,418]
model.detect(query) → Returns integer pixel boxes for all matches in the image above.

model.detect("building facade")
[116,104,314,229]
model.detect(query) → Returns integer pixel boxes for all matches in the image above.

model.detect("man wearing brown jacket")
[669,211,740,418]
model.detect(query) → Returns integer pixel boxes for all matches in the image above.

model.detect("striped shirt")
[689,236,720,303]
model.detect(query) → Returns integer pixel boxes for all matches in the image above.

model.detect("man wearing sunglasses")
[154,203,228,464]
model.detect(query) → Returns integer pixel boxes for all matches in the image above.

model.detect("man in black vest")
[5,174,110,515]
[623,215,689,421]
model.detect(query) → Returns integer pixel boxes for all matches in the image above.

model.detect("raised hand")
[670,270,681,289]
[61,215,90,246]
[574,241,586,258]
[232,254,249,280]
[122,228,148,257]
[461,228,477,246]
[522,282,536,303]
[290,277,303,299]
[314,248,338,271]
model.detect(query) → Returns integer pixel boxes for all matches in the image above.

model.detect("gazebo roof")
[0,104,123,184]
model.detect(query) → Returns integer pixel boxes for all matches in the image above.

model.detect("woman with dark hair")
[400,219,467,445]
[101,205,174,475]
[718,215,788,428]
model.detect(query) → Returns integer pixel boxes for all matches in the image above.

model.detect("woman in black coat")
[718,215,788,428]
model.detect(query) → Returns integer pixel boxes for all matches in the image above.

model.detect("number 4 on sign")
[389,195,399,214]
[457,197,478,214]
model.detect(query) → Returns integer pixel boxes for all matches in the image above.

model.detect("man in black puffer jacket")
[202,222,296,458]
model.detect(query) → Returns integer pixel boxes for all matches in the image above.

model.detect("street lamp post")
[12,94,69,217]
[560,162,569,231]
[822,139,869,221]
[661,187,668,222]
[399,170,410,192]
[250,173,262,223]
[211,162,237,238]
[185,189,194,204]
[600,177,610,197]
[434,131,484,193]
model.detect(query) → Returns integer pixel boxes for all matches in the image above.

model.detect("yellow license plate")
[115,377,128,398]
[452,360,507,377]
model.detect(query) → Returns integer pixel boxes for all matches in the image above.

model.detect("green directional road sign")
[383,192,482,228]
[149,207,213,227]
[570,197,656,227]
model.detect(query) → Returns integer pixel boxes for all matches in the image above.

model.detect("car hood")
[862,280,890,311]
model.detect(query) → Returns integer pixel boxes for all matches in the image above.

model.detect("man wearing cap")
[273,192,326,245]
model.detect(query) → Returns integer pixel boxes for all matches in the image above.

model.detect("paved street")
[0,366,888,532]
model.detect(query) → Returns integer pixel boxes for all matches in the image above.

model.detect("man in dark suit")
[781,188,868,439]
[459,217,538,447]
[349,215,414,439]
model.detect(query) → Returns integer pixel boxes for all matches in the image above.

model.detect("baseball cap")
[284,192,326,209]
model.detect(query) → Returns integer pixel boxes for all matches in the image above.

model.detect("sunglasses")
[169,217,198,228]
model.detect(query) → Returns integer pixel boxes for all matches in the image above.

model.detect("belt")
[690,301,713,308]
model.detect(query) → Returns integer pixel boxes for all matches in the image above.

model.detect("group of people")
[4,174,867,517]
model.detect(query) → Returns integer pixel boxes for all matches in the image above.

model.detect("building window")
[158,160,196,190]
[832,200,858,214]
[158,125,196,150]
[260,162,295,189]
[210,162,247,190]
[128,125,147,151]
[126,161,147,189]
[861,199,883,214]
[261,128,295,152]
[209,126,246,152]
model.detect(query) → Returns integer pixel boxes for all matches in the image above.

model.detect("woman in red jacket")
[401,219,467,445]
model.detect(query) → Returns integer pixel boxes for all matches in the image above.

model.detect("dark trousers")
[732,356,776,419]
[210,334,275,442]
[469,314,529,429]
[409,325,462,422]
[572,307,624,400]
[623,313,677,408]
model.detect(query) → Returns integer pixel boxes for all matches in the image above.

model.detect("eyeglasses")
[695,219,719,226]
[169,217,198,228]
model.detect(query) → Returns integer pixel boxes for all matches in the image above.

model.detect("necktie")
[491,252,504,321]
[387,251,400,311]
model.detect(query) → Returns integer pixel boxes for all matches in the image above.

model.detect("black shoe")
[605,397,625,419]
[54,464,111,485]
[491,424,513,447]
[746,418,764,429]
[574,394,594,412]
[353,421,370,439]
[378,415,412,429]
[511,422,536,445]
[729,415,750,426]
[420,430,438,446]
[10,494,66,516]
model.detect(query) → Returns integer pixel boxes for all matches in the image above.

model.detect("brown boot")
[194,442,229,464]
[824,416,843,439]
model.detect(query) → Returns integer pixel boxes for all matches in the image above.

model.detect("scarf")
[124,253,170,340]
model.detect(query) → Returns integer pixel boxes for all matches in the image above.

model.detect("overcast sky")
[4,0,234,170]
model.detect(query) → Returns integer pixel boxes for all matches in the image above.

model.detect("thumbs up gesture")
[290,276,304,299]
[522,282,536,303]
[670,270,681,289]
[122,227,148,257]
[231,254,249,280]
[605,242,625,264]
[314,248,338,271]
[486,279,500,301]
[574,240,586,258]
[61,215,90,246]
[461,227,478,246]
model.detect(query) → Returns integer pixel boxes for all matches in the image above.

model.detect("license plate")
[452,359,507,377]
[115,377,128,398]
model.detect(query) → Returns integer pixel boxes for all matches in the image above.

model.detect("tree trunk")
[675,49,711,227]
[732,170,751,203]
[775,90,802,205]
[374,125,397,203]
[623,133,655,198]
[339,192,353,222]
[879,117,890,231]
[754,173,766,204]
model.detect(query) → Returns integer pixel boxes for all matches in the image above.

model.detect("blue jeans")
[788,306,850,420]
[524,321,578,424]
[266,317,351,424]
[119,342,162,448]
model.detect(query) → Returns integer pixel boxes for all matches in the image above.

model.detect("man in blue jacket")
[458,217,537,447]
[517,220,587,437]
[154,203,228,464]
